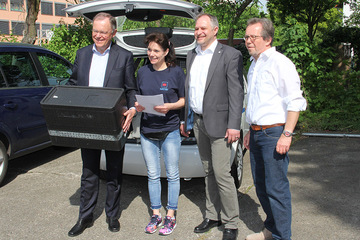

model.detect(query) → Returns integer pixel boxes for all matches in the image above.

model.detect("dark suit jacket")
[68,43,137,108]
[184,42,244,138]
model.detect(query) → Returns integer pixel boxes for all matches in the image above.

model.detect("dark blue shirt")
[137,64,185,134]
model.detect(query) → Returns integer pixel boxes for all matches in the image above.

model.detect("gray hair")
[93,12,116,31]
[196,13,219,30]
[247,18,274,45]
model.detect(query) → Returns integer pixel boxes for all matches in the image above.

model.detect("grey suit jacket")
[184,42,244,138]
[68,43,137,109]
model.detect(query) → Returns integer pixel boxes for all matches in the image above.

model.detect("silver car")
[65,0,248,188]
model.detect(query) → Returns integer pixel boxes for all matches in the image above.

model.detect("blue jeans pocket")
[263,126,283,139]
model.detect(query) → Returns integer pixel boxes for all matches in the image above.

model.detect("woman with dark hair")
[135,32,185,235]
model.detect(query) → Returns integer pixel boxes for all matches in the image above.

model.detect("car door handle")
[3,102,17,109]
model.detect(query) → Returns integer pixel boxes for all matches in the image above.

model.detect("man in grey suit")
[180,13,244,240]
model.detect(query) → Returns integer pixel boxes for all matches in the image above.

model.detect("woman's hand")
[154,103,171,115]
[134,101,145,112]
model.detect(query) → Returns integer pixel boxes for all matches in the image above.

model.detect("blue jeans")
[140,129,181,210]
[250,126,292,240]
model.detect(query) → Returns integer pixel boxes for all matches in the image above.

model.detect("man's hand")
[276,134,292,154]
[123,108,136,133]
[244,132,250,150]
[180,123,190,137]
[225,129,240,144]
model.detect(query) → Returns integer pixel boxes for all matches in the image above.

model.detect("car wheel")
[0,141,9,186]
[231,139,244,189]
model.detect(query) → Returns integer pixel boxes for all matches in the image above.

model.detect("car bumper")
[100,142,206,179]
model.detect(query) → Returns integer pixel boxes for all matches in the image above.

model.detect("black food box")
[41,85,128,151]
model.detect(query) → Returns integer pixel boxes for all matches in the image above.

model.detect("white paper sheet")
[135,94,165,116]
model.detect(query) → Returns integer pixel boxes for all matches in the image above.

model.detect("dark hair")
[247,18,274,46]
[145,32,176,67]
[93,12,116,31]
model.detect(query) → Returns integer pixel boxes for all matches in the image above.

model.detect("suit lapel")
[205,43,223,91]
[185,49,197,90]
[103,44,117,87]
[83,48,93,86]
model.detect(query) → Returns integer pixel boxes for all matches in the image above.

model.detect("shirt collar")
[195,39,218,55]
[92,42,112,55]
[250,46,276,62]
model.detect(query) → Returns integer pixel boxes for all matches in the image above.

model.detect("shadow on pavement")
[288,137,360,229]
[3,146,77,187]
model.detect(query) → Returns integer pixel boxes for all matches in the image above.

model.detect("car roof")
[0,42,71,64]
[64,0,202,58]
[65,0,203,21]
[0,42,51,53]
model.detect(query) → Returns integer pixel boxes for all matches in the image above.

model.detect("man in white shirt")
[181,13,244,240]
[67,12,137,237]
[243,18,307,240]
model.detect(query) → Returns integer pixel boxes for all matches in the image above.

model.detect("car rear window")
[0,52,41,88]
[37,53,72,86]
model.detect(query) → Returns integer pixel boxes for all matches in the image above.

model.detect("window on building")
[0,20,9,34]
[10,0,23,11]
[41,1,53,15]
[42,23,55,31]
[55,3,66,16]
[0,0,7,10]
[11,21,24,35]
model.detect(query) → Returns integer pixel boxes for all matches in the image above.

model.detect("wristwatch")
[282,130,294,137]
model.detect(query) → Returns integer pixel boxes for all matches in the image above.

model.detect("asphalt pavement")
[0,136,359,240]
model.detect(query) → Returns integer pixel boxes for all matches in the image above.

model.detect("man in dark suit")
[67,12,137,237]
[180,13,244,240]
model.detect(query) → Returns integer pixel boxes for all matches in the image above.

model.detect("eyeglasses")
[92,29,113,36]
[244,35,262,41]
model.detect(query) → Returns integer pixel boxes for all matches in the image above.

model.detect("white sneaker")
[245,228,272,240]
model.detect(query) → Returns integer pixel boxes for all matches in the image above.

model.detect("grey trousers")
[193,114,240,229]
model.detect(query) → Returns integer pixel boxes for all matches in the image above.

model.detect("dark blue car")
[0,42,72,185]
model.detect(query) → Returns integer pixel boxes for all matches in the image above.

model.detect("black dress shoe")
[194,218,222,233]
[223,228,238,240]
[106,217,120,232]
[68,218,93,237]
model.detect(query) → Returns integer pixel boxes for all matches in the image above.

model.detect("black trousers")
[78,147,125,220]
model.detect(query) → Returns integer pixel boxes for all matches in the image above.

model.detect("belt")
[194,113,203,119]
[251,123,285,131]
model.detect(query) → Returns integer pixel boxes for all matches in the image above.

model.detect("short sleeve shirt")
[137,64,185,134]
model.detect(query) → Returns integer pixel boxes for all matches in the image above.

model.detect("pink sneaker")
[159,216,176,235]
[145,215,162,234]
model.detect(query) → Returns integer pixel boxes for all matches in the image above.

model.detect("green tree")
[43,18,93,63]
[267,0,346,41]
[345,0,360,25]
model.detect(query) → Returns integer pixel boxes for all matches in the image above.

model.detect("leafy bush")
[274,19,360,132]
[0,33,21,43]
[299,70,360,132]
[43,18,93,63]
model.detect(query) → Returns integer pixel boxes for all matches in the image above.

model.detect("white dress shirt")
[89,43,111,87]
[246,47,307,125]
[189,40,218,114]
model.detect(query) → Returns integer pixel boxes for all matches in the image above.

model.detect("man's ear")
[266,37,272,47]
[213,26,219,36]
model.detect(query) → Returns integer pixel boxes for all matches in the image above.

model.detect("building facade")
[0,0,77,41]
